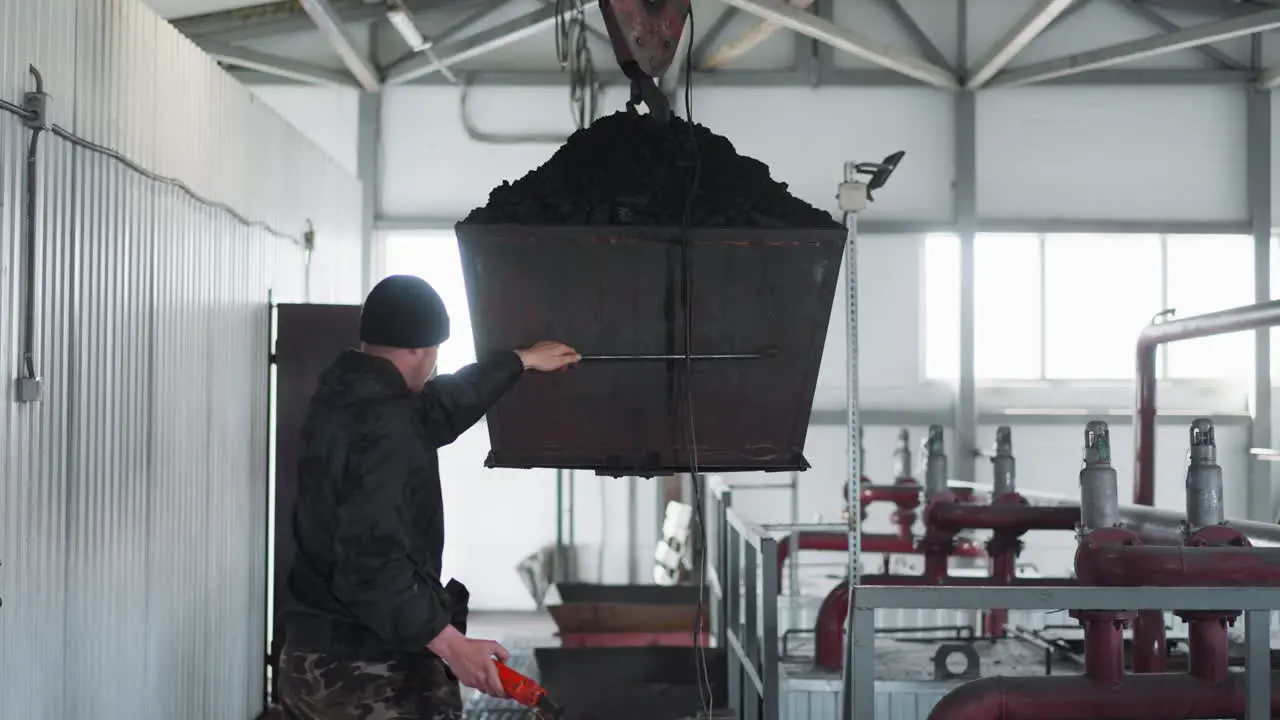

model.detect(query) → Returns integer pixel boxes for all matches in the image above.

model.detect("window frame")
[922,232,1254,414]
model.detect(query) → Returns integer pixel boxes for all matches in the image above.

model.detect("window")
[923,233,1041,380]
[923,234,959,380]
[924,232,1254,382]
[1164,235,1253,379]
[1043,234,1162,379]
[975,234,1042,379]
[382,231,477,374]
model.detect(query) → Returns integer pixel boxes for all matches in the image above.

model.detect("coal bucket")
[455,224,846,476]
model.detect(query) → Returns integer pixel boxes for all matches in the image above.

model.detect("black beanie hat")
[359,275,451,349]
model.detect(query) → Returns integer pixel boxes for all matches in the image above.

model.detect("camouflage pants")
[278,643,463,720]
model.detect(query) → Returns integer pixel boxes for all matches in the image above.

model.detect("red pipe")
[774,532,983,585]
[860,484,920,506]
[816,575,1078,670]
[1130,611,1167,673]
[927,503,1079,533]
[1075,545,1280,586]
[1125,307,1280,670]
[1134,302,1280,508]
[1184,614,1232,682]
[814,581,848,670]
[925,671,1280,720]
[1079,613,1127,685]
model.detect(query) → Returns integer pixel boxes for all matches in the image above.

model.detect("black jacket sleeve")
[330,420,451,651]
[417,350,524,447]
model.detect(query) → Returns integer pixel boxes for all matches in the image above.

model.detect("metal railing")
[707,477,782,720]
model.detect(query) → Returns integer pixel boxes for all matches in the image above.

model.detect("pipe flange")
[1186,524,1250,548]
[991,492,1030,508]
[932,643,981,681]
[1074,527,1142,585]
[892,478,922,511]
[1078,526,1142,550]
[1175,609,1240,625]
[985,532,1024,557]
[890,509,918,526]
[922,491,963,527]
[918,535,956,556]
[1069,609,1136,626]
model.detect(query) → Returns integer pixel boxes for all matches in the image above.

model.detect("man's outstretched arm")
[418,341,581,447]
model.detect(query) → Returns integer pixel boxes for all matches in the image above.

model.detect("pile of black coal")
[462,111,841,228]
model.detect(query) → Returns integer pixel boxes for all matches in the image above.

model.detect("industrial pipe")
[1129,303,1280,672]
[774,531,983,585]
[947,482,1280,547]
[1134,300,1280,507]
[1177,420,1242,684]
[983,427,1026,638]
[1072,420,1168,674]
[924,671,1280,720]
[1076,543,1280,586]
[814,574,1078,671]
[859,484,921,506]
[926,503,1079,533]
[923,424,947,498]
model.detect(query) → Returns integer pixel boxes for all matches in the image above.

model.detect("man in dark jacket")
[278,274,580,719]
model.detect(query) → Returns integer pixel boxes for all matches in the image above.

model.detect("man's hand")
[515,341,581,372]
[427,625,511,697]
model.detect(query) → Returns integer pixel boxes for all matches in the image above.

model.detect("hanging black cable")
[674,8,715,716]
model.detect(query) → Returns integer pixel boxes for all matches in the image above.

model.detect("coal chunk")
[462,111,841,229]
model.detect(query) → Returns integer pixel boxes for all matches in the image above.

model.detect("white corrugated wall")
[0,0,362,718]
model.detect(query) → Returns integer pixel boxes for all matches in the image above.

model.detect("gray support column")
[954,1,978,484]
[357,91,382,295]
[1249,36,1274,523]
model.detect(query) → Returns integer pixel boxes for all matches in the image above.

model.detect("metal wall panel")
[0,0,362,717]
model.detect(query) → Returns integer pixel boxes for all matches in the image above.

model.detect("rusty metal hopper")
[455,225,846,476]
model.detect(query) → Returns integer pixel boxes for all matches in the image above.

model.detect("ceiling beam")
[1115,0,1245,69]
[659,22,694,94]
[296,0,381,91]
[988,8,1280,87]
[692,7,744,68]
[875,0,954,75]
[386,4,596,84]
[702,0,815,71]
[710,0,957,88]
[199,38,359,87]
[171,0,376,43]
[967,0,1076,89]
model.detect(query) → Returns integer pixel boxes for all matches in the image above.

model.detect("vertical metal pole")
[841,169,868,720]
[788,471,800,630]
[728,524,742,715]
[719,486,734,646]
[761,538,780,720]
[627,476,638,583]
[356,91,381,296]
[1248,35,1274,523]
[555,469,565,583]
[954,27,978,485]
[657,477,669,562]
[1244,609,1271,720]
[568,470,576,581]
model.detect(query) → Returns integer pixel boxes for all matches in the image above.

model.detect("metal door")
[269,303,361,696]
